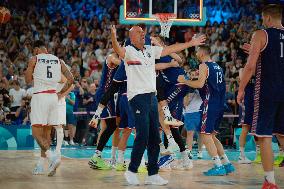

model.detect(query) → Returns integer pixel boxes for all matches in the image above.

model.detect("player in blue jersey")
[178,46,235,176]
[88,53,121,170]
[237,5,284,189]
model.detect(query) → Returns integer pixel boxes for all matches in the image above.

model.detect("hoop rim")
[153,13,177,21]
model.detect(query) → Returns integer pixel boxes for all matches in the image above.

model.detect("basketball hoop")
[153,13,176,38]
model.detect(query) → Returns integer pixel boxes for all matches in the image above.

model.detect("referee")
[109,25,206,186]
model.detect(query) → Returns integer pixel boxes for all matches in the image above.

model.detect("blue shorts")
[251,100,284,137]
[184,112,201,131]
[118,95,135,129]
[198,103,224,134]
[95,89,117,119]
[66,112,76,125]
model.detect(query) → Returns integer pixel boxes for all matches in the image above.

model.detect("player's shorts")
[57,103,66,125]
[66,112,76,125]
[184,112,201,131]
[198,103,224,134]
[251,100,284,137]
[118,94,135,129]
[95,89,117,119]
[30,93,59,126]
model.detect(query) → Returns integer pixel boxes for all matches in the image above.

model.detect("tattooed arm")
[58,59,74,98]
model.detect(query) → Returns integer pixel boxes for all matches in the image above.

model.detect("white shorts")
[57,99,66,125]
[30,93,59,126]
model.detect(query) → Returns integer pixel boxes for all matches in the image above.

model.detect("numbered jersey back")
[33,54,61,93]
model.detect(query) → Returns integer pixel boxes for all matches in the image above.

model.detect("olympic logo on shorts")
[126,12,138,17]
[189,14,200,19]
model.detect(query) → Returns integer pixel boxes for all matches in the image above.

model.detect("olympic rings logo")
[189,14,200,19]
[126,12,138,17]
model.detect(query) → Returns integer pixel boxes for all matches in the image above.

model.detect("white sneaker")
[238,156,252,164]
[164,116,183,127]
[69,140,75,146]
[47,153,61,177]
[182,157,193,170]
[145,174,168,185]
[32,162,44,175]
[63,140,69,146]
[197,151,203,159]
[124,171,140,185]
[167,137,179,153]
[160,144,172,156]
[159,163,172,172]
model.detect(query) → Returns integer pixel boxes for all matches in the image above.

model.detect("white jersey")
[33,53,61,93]
[56,83,66,106]
[184,90,202,114]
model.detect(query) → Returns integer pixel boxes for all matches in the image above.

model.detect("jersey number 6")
[47,66,53,78]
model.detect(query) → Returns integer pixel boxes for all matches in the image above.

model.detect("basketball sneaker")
[47,153,61,177]
[197,151,203,159]
[158,155,174,171]
[145,174,168,185]
[253,152,262,164]
[110,158,116,168]
[172,156,193,170]
[186,149,193,159]
[115,162,127,171]
[203,165,226,176]
[224,163,235,174]
[89,156,112,170]
[32,161,45,175]
[274,155,284,166]
[164,116,183,127]
[160,143,172,156]
[167,137,179,153]
[124,170,140,185]
[262,179,279,189]
[238,156,252,164]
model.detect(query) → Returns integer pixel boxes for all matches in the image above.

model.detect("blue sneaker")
[224,163,235,174]
[158,155,174,169]
[203,165,226,176]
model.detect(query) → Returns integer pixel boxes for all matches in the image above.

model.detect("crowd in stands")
[0,0,264,144]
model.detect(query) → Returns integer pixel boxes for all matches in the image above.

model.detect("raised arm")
[237,30,266,104]
[25,56,37,84]
[161,35,206,57]
[110,25,126,59]
[177,63,208,88]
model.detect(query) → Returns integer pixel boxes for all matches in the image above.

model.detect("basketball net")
[154,13,176,38]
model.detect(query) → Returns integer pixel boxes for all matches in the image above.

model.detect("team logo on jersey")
[146,52,151,58]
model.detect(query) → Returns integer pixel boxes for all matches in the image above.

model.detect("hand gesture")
[89,114,99,128]
[237,90,245,105]
[110,25,117,35]
[190,34,206,46]
[177,75,186,83]
[241,43,251,54]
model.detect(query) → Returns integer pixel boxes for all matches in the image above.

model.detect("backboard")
[119,0,206,26]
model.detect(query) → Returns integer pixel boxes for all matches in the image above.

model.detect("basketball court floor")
[0,148,283,189]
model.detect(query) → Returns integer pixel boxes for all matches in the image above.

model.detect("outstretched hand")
[190,34,206,47]
[110,25,117,35]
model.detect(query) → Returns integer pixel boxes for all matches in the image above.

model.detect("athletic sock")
[265,171,276,184]
[221,154,231,165]
[94,150,102,158]
[240,147,245,158]
[111,146,118,160]
[212,156,222,167]
[55,127,64,154]
[117,150,125,164]
[141,154,146,166]
[162,106,172,118]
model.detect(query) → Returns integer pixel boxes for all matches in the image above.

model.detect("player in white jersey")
[25,40,74,177]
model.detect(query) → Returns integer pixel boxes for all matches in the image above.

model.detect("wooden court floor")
[0,151,283,189]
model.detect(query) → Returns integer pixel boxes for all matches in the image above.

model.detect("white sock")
[265,171,276,184]
[55,127,64,154]
[94,150,102,157]
[212,156,222,167]
[240,147,245,158]
[141,154,146,166]
[162,106,172,118]
[117,150,125,163]
[111,146,118,160]
[221,154,230,165]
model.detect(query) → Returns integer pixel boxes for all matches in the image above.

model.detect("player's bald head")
[262,4,282,20]
[129,25,145,49]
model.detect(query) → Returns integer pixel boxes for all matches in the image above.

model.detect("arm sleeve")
[100,81,122,106]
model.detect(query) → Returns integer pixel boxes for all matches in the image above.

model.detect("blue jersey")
[97,60,118,93]
[199,62,226,108]
[113,61,127,94]
[257,28,284,102]
[156,55,186,84]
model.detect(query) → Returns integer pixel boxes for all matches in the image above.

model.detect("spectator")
[66,91,76,145]
[14,97,30,125]
[9,80,26,113]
